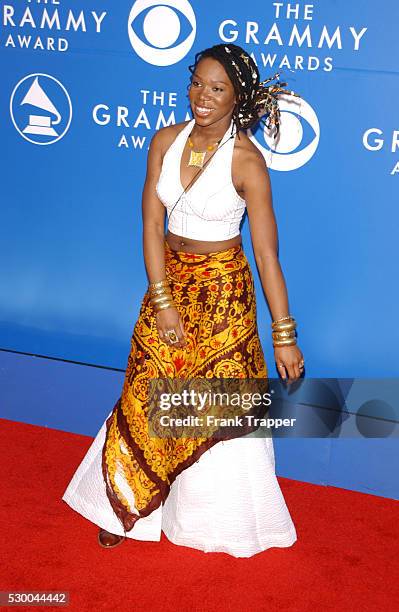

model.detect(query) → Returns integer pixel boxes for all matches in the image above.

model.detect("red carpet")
[1,417,398,612]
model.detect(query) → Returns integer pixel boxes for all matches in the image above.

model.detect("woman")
[62,43,304,558]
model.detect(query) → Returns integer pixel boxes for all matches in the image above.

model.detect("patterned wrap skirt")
[102,240,269,534]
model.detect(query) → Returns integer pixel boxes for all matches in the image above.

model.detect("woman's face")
[188,57,237,128]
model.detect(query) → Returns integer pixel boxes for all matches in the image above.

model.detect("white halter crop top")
[156,118,246,241]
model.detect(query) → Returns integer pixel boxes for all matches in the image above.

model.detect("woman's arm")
[242,147,289,320]
[142,129,168,284]
[239,145,303,380]
[141,128,187,348]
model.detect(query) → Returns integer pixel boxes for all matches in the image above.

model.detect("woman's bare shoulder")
[151,119,191,156]
[233,129,267,168]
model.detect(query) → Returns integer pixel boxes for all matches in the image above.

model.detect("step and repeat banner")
[1,1,398,377]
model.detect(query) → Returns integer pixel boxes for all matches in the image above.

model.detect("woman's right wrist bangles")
[271,314,297,347]
[148,279,175,312]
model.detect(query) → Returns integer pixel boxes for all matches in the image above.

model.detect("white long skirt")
[62,413,297,558]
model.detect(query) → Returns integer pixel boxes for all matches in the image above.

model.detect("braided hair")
[188,43,300,138]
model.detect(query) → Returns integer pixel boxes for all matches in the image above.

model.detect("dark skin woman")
[142,56,304,382]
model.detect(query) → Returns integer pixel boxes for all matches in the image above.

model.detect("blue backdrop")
[1,1,398,499]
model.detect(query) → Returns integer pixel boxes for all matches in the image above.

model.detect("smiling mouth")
[194,105,215,116]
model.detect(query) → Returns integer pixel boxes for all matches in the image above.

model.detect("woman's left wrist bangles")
[271,315,297,347]
[148,279,174,312]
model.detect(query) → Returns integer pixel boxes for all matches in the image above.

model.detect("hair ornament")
[240,53,257,84]
[253,72,301,139]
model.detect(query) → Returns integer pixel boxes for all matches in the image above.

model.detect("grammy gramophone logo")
[10,73,72,145]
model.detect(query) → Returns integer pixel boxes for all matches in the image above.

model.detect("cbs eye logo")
[128,0,196,66]
[248,95,320,171]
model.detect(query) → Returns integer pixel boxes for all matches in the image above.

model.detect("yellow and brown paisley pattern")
[102,240,268,532]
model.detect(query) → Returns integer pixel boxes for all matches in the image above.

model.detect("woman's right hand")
[156,305,187,349]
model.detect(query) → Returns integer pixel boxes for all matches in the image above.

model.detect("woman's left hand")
[274,344,305,382]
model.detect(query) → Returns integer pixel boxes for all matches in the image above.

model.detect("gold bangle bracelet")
[272,315,293,325]
[272,316,296,326]
[272,315,295,324]
[273,338,297,347]
[149,287,172,296]
[150,296,173,306]
[272,330,296,339]
[149,293,172,302]
[150,289,172,300]
[148,279,170,290]
[272,321,297,332]
[153,301,175,312]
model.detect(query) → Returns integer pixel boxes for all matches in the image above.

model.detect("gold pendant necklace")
[187,133,222,168]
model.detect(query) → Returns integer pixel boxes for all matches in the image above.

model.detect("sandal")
[98,528,126,548]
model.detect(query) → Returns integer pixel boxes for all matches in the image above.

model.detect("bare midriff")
[166,230,242,254]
